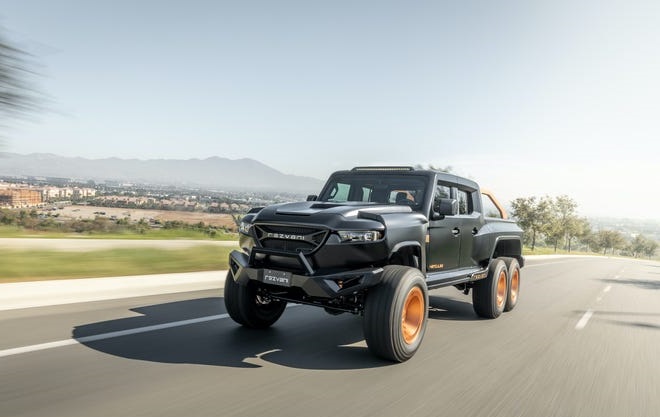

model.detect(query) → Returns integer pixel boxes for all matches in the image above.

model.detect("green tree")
[629,235,647,258]
[566,217,591,252]
[510,196,554,250]
[592,230,627,255]
[133,218,149,234]
[643,239,658,258]
[543,195,582,253]
[544,212,564,252]
[553,195,578,250]
[629,235,659,258]
[0,209,16,225]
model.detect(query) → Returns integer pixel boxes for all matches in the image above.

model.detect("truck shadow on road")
[600,278,660,290]
[573,309,660,331]
[72,297,387,370]
[428,295,481,321]
[72,295,480,370]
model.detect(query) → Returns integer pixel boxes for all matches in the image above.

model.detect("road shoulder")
[0,270,227,311]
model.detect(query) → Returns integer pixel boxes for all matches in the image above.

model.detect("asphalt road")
[1,256,659,417]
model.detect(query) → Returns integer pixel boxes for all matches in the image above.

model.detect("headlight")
[337,230,383,243]
[238,221,253,235]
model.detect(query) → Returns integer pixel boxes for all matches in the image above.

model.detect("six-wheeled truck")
[224,166,524,362]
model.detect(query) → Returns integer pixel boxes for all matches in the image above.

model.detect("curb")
[0,270,227,311]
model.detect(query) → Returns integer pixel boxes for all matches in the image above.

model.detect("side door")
[454,187,484,268]
[426,182,462,271]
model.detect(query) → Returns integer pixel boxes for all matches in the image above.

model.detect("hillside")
[0,153,324,193]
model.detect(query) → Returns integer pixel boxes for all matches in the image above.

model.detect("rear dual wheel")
[503,258,521,312]
[472,259,508,318]
[472,258,521,318]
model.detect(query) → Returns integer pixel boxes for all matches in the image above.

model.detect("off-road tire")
[363,265,428,362]
[502,257,521,312]
[472,259,508,319]
[224,270,287,328]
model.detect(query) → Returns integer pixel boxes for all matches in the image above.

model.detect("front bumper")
[228,249,384,299]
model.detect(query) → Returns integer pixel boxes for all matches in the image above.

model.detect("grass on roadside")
[522,246,602,257]
[1,245,234,283]
[3,239,646,284]
[0,225,238,240]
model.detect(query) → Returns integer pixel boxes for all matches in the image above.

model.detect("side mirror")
[306,194,318,201]
[432,198,458,220]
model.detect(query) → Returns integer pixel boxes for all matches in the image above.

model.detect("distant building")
[42,186,96,201]
[72,187,97,199]
[43,187,72,200]
[0,188,43,208]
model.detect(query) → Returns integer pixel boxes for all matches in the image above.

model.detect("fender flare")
[488,235,524,267]
[389,241,424,268]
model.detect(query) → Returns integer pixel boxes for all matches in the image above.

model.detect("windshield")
[318,174,428,211]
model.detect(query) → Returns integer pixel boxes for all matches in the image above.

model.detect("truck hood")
[251,201,416,228]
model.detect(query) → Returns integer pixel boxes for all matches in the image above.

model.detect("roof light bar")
[350,166,415,172]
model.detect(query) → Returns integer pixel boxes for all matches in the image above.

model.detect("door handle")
[472,227,478,235]
[452,227,460,236]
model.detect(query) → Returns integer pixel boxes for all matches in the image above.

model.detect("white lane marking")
[255,349,282,358]
[0,304,301,359]
[0,314,229,359]
[576,284,614,329]
[0,339,80,358]
[576,310,594,330]
[77,314,231,343]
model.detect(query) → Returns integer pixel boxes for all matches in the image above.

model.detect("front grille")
[254,223,327,254]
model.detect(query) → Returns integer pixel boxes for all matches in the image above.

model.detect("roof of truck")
[332,166,480,191]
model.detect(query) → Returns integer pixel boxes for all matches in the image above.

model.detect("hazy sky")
[1,0,658,219]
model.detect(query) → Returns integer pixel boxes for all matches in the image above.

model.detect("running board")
[425,267,488,290]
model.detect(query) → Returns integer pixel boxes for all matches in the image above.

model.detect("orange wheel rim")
[496,270,507,309]
[401,286,424,344]
[510,269,519,304]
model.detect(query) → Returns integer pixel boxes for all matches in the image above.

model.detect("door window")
[456,189,471,214]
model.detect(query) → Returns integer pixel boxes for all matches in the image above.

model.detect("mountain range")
[0,153,325,193]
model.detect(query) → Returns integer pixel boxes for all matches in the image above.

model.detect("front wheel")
[472,259,508,319]
[363,265,428,362]
[223,270,287,328]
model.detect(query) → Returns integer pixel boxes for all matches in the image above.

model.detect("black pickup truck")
[225,166,524,362]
